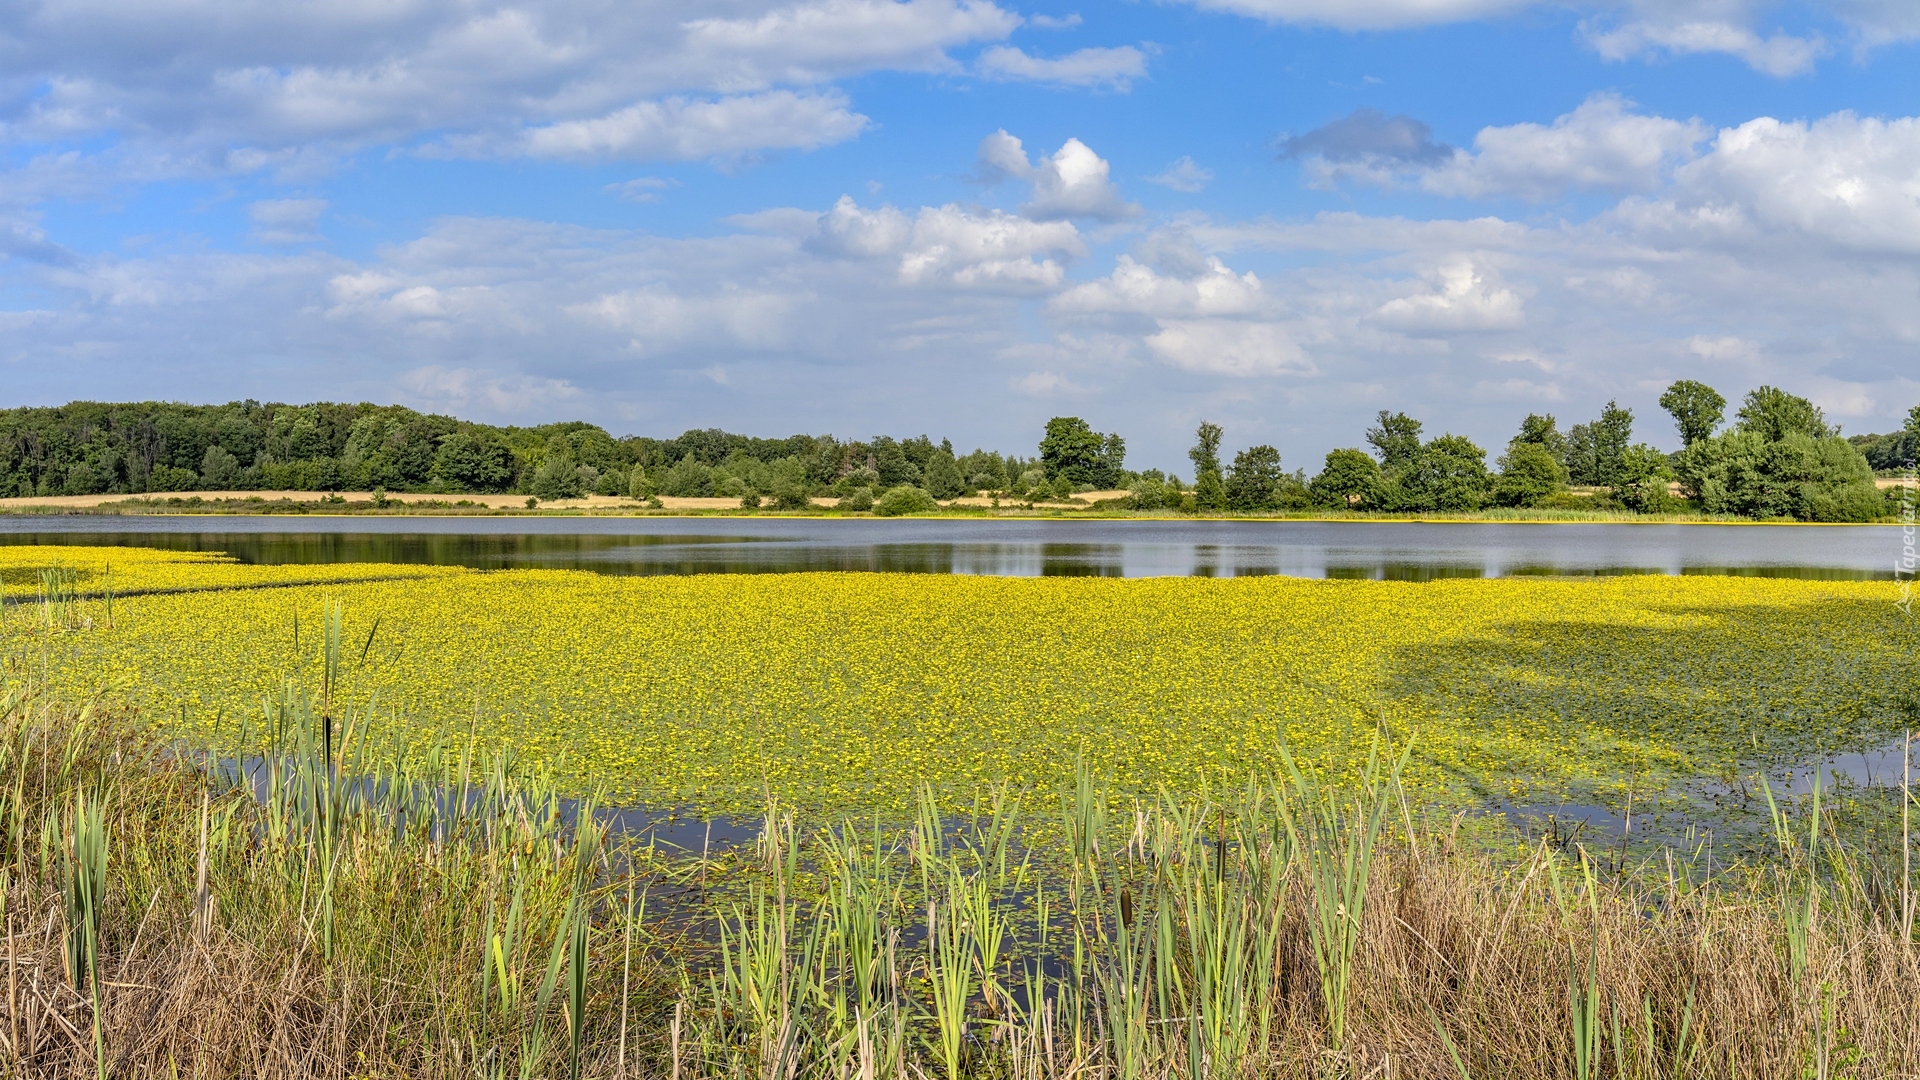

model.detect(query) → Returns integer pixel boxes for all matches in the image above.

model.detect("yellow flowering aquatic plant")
[5,546,1911,816]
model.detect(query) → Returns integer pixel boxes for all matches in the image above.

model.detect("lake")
[0,515,1900,580]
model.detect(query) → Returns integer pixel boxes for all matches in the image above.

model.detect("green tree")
[1399,434,1489,511]
[1039,417,1125,488]
[1613,444,1675,512]
[923,448,967,499]
[1492,442,1566,507]
[1365,411,1423,475]
[1736,385,1832,441]
[530,450,585,500]
[767,457,815,510]
[1566,401,1634,487]
[1189,421,1226,511]
[1308,449,1380,509]
[1676,428,1880,521]
[1225,445,1285,511]
[430,432,513,492]
[200,445,240,489]
[1658,380,1726,446]
[1510,414,1569,468]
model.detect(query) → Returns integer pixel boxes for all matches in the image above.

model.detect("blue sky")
[3,0,1918,471]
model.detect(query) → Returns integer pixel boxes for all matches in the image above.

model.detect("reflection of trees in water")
[0,530,1892,581]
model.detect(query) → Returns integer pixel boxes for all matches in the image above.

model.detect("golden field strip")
[5,545,1911,814]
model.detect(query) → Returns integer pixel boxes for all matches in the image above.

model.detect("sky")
[2,0,1918,471]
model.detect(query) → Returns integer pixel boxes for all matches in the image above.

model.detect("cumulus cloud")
[972,131,1138,221]
[975,45,1148,89]
[1425,94,1710,200]
[900,204,1085,288]
[1651,112,1920,253]
[1292,96,1710,202]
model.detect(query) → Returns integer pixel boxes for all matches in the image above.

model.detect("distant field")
[7,545,1912,815]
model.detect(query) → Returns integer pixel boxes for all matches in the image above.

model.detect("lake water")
[0,515,1900,580]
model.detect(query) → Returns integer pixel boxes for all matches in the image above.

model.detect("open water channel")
[0,515,1903,580]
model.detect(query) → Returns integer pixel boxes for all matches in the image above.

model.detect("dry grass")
[0,679,1915,1079]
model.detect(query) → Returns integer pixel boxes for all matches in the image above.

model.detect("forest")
[0,381,1911,520]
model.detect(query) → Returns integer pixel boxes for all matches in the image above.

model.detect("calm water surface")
[0,515,1899,580]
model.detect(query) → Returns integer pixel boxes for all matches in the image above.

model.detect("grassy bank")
[1,679,1915,1079]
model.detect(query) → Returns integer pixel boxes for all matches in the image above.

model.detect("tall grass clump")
[0,665,1915,1077]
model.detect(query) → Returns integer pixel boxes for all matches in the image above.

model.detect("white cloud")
[1027,13,1084,29]
[809,196,914,257]
[975,45,1148,89]
[575,287,796,351]
[975,129,1036,181]
[401,364,583,413]
[1020,138,1139,221]
[1425,94,1709,200]
[1374,260,1526,332]
[1175,0,1885,74]
[1582,16,1826,77]
[1833,0,1920,48]
[1175,0,1535,31]
[972,131,1138,221]
[1051,255,1263,316]
[803,196,1084,287]
[1009,370,1089,395]
[1686,334,1761,360]
[1145,320,1315,377]
[468,91,870,163]
[1655,112,1920,253]
[1147,157,1214,192]
[0,0,1016,171]
[605,178,679,203]
[899,204,1084,288]
[247,198,329,245]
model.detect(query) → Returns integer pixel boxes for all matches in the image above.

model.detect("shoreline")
[0,488,1907,525]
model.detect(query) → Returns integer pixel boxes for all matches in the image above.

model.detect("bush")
[872,485,938,516]
[839,486,875,511]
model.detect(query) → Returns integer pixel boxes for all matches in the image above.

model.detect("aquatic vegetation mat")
[0,543,460,599]
[6,545,1913,814]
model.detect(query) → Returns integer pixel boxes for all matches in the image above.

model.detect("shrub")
[872,485,938,516]
[839,486,875,511]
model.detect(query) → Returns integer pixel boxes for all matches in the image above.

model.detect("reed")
[0,670,1915,1078]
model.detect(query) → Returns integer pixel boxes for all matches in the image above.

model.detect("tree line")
[1142,381,1912,521]
[0,387,1911,519]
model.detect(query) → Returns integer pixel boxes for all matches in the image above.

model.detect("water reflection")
[0,517,1897,581]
